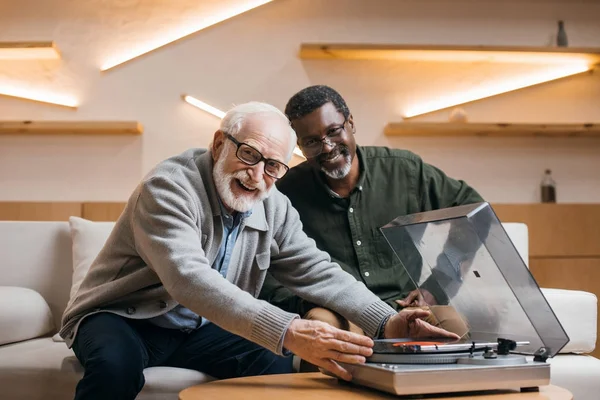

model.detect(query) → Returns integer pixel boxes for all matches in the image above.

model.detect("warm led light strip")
[300,44,600,65]
[0,41,60,60]
[403,63,592,118]
[183,95,226,118]
[0,86,78,108]
[101,0,274,71]
[183,94,305,159]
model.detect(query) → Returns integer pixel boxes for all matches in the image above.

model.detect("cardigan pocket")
[255,252,270,270]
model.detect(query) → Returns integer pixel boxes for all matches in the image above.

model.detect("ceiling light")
[101,0,274,71]
[403,63,592,118]
[183,95,226,118]
[0,42,60,60]
[0,86,78,108]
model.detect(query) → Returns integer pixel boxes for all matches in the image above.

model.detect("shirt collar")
[217,196,252,227]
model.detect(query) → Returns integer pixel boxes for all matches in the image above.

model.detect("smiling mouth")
[322,153,342,163]
[320,146,347,164]
[236,179,258,192]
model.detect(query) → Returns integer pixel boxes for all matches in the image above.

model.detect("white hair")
[216,101,297,162]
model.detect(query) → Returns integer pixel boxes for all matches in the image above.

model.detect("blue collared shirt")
[214,201,251,279]
[148,200,251,331]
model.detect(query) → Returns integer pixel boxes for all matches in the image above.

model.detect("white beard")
[321,152,352,179]
[213,149,274,212]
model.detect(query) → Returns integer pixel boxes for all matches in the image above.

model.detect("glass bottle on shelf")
[541,169,557,203]
[556,20,568,47]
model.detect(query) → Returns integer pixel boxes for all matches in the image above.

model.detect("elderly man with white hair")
[60,102,457,400]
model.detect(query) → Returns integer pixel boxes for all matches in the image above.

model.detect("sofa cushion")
[0,338,215,400]
[0,286,54,345]
[67,217,115,306]
[542,288,597,354]
[501,223,529,267]
[53,217,115,343]
[549,354,600,400]
[0,221,73,334]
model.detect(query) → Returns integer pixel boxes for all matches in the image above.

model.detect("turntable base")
[338,356,550,396]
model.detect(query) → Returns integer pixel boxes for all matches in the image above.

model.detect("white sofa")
[0,219,215,400]
[0,219,598,399]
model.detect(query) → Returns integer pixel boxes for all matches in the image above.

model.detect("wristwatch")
[376,313,393,339]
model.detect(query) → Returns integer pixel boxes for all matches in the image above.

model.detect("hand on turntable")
[383,308,461,340]
[282,319,373,381]
[395,289,437,307]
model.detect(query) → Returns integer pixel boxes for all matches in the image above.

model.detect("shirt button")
[349,207,354,213]
[364,271,370,277]
[358,186,363,191]
[126,307,136,315]
[356,240,362,246]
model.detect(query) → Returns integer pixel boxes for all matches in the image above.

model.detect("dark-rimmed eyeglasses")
[224,133,289,180]
[298,119,348,158]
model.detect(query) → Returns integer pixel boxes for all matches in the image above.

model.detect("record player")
[333,202,569,396]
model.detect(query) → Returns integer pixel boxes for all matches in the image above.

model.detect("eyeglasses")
[224,133,289,179]
[298,119,348,158]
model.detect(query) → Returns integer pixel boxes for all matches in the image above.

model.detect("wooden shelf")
[384,122,600,137]
[0,41,60,60]
[0,121,143,135]
[299,44,600,64]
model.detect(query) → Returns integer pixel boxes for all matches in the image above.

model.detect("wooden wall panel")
[492,204,600,257]
[82,202,126,221]
[530,257,600,358]
[0,201,81,221]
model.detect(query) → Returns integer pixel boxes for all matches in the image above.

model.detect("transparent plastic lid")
[380,202,569,358]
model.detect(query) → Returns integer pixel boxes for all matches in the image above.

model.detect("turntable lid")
[380,202,569,358]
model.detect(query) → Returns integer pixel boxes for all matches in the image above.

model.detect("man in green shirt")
[259,85,484,336]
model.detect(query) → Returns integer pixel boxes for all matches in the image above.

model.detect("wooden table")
[179,372,573,400]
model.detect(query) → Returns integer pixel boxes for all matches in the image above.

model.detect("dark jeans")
[72,313,293,400]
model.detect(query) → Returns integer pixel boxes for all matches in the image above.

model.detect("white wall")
[1,0,599,202]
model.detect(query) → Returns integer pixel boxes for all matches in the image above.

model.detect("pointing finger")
[333,328,374,347]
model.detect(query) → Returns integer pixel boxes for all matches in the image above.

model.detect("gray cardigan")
[60,149,396,354]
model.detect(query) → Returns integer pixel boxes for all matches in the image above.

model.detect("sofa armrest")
[541,288,597,354]
[0,286,55,345]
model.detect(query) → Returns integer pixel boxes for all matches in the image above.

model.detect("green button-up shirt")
[259,145,483,314]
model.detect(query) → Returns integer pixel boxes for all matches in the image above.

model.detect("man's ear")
[348,114,356,134]
[212,130,225,160]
